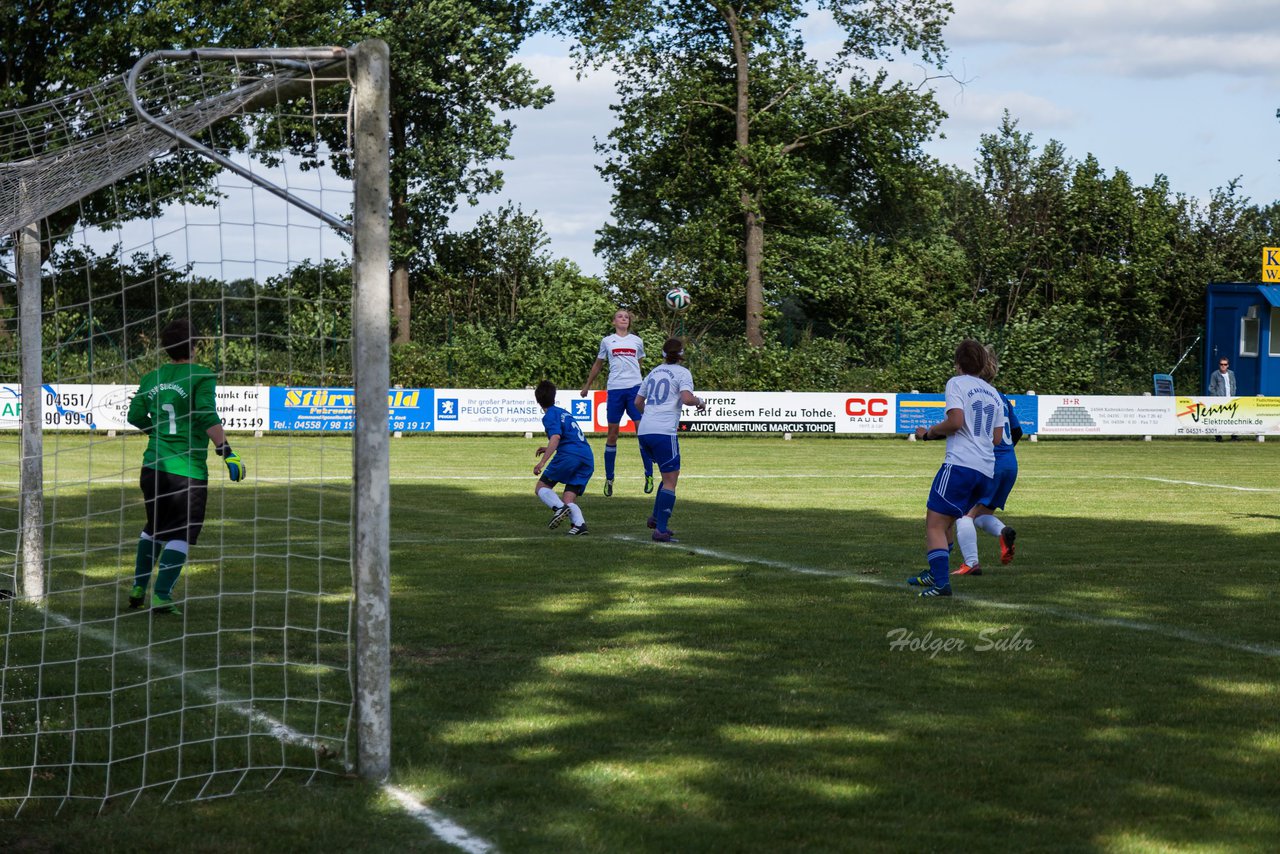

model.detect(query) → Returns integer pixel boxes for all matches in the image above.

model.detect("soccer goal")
[0,40,390,816]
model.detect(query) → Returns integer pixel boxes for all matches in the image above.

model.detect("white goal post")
[0,39,391,814]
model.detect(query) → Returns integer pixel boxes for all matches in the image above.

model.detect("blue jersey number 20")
[644,377,672,406]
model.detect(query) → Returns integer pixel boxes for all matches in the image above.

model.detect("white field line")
[14,473,1280,493]
[1109,476,1277,493]
[612,535,1280,660]
[384,785,496,854]
[411,473,1280,493]
[39,609,497,854]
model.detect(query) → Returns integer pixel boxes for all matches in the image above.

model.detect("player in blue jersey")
[533,380,594,536]
[580,309,655,497]
[910,339,1005,597]
[635,338,706,542]
[953,348,1019,575]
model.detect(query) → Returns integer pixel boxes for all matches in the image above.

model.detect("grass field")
[2,434,1279,852]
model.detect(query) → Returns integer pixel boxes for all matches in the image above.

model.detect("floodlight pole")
[15,219,44,603]
[350,38,392,782]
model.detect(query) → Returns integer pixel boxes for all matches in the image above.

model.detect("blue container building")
[1203,283,1280,396]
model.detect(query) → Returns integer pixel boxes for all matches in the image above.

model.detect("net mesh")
[0,48,363,816]
[0,49,348,235]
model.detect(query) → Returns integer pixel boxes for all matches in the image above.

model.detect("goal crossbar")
[126,48,353,234]
[1,47,351,236]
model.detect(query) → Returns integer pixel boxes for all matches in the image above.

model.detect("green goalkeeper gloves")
[215,443,246,482]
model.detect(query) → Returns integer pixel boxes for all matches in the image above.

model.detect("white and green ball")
[664,287,691,312]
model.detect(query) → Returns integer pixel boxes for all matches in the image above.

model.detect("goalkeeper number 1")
[125,319,247,614]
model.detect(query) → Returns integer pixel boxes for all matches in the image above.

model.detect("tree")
[267,1,553,343]
[0,2,239,256]
[946,113,1071,324]
[542,0,952,345]
[939,112,1276,391]
[422,203,552,323]
[2,2,551,345]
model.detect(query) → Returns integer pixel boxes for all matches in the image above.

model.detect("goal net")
[0,42,390,816]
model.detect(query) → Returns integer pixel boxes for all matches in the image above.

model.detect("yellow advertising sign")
[1175,396,1280,435]
[1265,246,1280,282]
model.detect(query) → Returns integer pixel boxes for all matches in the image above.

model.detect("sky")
[452,0,1280,278]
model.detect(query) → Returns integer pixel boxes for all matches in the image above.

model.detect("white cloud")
[514,52,619,111]
[949,0,1279,43]
[936,88,1076,132]
[450,49,619,274]
[1091,33,1280,78]
[947,0,1280,78]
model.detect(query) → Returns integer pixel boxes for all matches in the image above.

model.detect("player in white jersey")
[635,338,706,542]
[953,348,1019,576]
[580,309,655,496]
[909,339,1005,597]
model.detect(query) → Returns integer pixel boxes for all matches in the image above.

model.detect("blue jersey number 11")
[970,401,996,438]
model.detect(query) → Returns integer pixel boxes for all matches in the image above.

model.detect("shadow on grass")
[0,479,356,821]
[3,476,1277,851]
[381,481,1280,853]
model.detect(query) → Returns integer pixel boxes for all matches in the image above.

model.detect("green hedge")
[10,287,1195,395]
[389,306,1189,395]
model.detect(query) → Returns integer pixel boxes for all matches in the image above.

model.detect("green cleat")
[151,594,181,616]
[128,585,147,610]
[603,479,614,497]
[644,473,655,494]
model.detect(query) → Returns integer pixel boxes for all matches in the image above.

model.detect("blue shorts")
[976,456,1018,511]
[926,464,991,518]
[638,433,681,473]
[606,386,643,425]
[541,451,594,492]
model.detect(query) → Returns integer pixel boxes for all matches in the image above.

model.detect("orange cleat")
[999,527,1017,565]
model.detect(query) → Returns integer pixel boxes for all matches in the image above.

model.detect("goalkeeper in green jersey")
[126,318,245,615]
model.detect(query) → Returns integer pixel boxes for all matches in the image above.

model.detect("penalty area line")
[384,785,497,854]
[610,535,1280,660]
[39,609,496,854]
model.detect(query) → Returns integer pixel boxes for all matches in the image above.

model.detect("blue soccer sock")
[153,541,190,600]
[927,548,950,588]
[133,533,163,589]
[652,487,677,532]
[604,444,617,481]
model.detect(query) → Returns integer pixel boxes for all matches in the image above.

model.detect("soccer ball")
[664,287,691,312]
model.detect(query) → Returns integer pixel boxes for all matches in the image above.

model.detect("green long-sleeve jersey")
[127,362,222,479]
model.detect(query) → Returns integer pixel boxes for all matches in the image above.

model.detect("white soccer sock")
[955,516,980,567]
[975,514,1006,537]
[537,487,564,509]
[568,503,584,526]
[163,539,190,556]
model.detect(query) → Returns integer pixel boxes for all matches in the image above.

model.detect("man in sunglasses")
[1208,357,1238,441]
